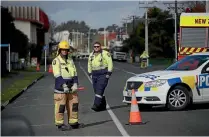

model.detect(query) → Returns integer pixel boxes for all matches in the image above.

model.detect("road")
[2,60,209,136]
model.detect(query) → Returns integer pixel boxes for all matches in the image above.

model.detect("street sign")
[1,44,11,72]
[0,44,9,47]
[43,45,49,50]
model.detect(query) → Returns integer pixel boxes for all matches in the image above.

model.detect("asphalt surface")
[1,60,209,136]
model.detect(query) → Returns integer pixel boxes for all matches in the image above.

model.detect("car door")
[200,62,209,100]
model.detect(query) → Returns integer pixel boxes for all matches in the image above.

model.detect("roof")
[180,13,209,16]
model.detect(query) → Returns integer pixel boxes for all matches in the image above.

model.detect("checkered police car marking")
[137,74,158,80]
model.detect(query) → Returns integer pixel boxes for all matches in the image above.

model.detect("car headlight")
[144,79,167,88]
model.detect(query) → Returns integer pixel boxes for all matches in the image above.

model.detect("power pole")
[132,16,135,33]
[80,32,82,45]
[122,18,129,36]
[206,0,209,12]
[88,29,90,53]
[104,28,107,47]
[72,29,75,48]
[76,30,79,48]
[139,1,156,66]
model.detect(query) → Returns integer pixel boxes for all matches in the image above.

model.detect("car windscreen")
[166,55,209,71]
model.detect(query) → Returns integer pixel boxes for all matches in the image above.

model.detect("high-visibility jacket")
[140,51,149,59]
[52,55,78,93]
[88,50,113,76]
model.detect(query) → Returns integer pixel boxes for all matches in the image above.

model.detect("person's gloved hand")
[106,75,110,79]
[106,72,112,79]
[71,83,78,93]
[62,84,69,93]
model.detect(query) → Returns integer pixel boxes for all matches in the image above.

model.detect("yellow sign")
[180,16,209,27]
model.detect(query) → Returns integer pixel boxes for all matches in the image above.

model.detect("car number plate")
[127,90,132,97]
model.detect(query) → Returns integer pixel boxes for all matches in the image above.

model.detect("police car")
[123,52,209,111]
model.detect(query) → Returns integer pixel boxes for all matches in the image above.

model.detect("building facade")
[7,6,50,45]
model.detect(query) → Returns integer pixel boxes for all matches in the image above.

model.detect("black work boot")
[57,124,72,131]
[91,104,101,112]
[100,96,107,111]
[69,122,85,129]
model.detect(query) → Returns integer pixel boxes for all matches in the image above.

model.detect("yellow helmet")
[56,41,70,56]
[58,40,70,50]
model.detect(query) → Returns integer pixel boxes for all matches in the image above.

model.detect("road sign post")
[43,45,48,72]
[1,44,11,72]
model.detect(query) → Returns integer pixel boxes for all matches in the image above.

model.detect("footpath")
[1,66,46,110]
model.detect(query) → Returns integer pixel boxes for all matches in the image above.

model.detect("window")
[166,55,209,71]
[181,28,206,48]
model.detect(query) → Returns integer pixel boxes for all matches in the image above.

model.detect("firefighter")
[52,40,84,131]
[88,41,113,112]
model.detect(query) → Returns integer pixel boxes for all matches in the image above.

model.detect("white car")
[123,52,209,111]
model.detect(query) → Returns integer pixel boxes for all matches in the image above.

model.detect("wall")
[14,20,38,44]
[14,20,31,40]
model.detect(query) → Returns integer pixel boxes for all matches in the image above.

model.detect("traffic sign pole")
[44,45,48,72]
[45,49,47,72]
[1,44,11,72]
[8,44,11,72]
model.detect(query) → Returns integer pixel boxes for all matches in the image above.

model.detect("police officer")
[88,41,113,112]
[52,41,84,131]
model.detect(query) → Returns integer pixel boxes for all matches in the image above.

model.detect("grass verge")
[150,58,174,66]
[1,73,44,104]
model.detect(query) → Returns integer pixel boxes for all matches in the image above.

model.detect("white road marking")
[11,104,53,108]
[78,62,130,137]
[114,61,140,69]
[115,67,136,75]
[31,124,53,127]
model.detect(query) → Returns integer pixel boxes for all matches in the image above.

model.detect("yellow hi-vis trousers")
[54,93,79,125]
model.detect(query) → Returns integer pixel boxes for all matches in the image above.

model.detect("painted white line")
[114,67,136,75]
[31,124,53,127]
[78,62,130,137]
[114,61,140,69]
[11,104,53,108]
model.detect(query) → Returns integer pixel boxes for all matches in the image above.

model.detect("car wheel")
[166,85,190,111]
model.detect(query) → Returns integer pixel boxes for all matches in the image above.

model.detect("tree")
[123,7,175,59]
[1,6,29,75]
[148,7,175,58]
[54,20,90,34]
[184,1,206,12]
[49,19,57,36]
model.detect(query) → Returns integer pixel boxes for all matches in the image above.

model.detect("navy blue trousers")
[92,74,108,107]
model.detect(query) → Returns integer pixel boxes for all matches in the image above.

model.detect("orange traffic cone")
[48,65,53,73]
[128,89,144,125]
[36,63,40,71]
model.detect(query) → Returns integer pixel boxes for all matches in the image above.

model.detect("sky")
[2,1,168,29]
